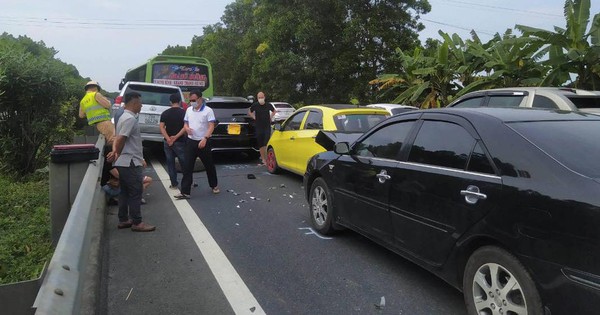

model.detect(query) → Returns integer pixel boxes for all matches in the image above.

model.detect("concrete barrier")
[33,137,106,314]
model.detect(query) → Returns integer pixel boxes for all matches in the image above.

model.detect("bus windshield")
[151,64,209,91]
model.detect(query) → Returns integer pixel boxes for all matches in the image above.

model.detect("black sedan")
[207,96,258,155]
[304,108,600,315]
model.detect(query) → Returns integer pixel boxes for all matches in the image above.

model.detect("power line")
[441,0,563,18]
[420,18,496,36]
[0,15,218,24]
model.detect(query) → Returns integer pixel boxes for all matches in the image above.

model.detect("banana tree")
[516,0,600,89]
[467,29,547,88]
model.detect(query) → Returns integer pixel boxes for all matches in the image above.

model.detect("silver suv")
[448,87,600,113]
[113,81,185,142]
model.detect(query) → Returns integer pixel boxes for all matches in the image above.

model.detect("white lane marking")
[298,227,333,240]
[153,162,266,315]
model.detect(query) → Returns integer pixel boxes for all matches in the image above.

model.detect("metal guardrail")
[33,137,106,314]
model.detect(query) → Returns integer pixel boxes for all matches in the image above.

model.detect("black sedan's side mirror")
[273,123,282,131]
[334,142,350,155]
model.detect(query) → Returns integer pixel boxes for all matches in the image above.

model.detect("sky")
[1,0,597,92]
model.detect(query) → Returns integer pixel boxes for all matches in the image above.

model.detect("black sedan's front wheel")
[463,246,543,315]
[309,177,336,235]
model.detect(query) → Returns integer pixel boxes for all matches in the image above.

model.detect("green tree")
[516,0,600,89]
[0,33,86,177]
[164,0,431,104]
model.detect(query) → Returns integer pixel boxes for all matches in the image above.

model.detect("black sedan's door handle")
[460,185,487,204]
[376,170,391,183]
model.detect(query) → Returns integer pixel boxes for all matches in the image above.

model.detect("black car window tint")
[304,110,323,130]
[487,95,526,107]
[408,121,476,170]
[283,112,305,131]
[451,96,484,108]
[467,142,495,175]
[354,121,416,160]
[532,95,559,109]
[510,120,600,178]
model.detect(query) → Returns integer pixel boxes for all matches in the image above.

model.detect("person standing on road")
[175,90,220,199]
[79,80,115,144]
[249,91,276,165]
[107,92,156,232]
[160,93,187,190]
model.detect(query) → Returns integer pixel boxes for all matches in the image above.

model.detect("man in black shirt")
[160,93,187,189]
[249,91,277,165]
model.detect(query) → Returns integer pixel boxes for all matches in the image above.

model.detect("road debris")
[126,288,133,301]
[375,296,385,309]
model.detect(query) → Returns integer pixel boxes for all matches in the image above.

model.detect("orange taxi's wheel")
[266,147,280,174]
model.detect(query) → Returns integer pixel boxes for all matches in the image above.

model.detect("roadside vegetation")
[0,33,87,284]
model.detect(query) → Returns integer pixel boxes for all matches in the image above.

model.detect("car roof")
[457,87,597,97]
[301,104,389,114]
[271,102,292,105]
[366,103,418,109]
[123,81,180,90]
[414,107,600,123]
[206,96,251,103]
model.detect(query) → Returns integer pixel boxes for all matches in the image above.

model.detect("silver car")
[113,81,185,142]
[271,102,295,123]
[448,87,600,114]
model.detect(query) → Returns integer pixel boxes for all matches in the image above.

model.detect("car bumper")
[141,133,164,142]
[521,255,600,314]
[210,136,258,153]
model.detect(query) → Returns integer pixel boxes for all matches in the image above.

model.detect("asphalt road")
[100,150,467,315]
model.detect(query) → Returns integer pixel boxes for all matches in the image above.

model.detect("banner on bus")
[152,64,208,87]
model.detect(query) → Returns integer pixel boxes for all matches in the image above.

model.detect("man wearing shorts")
[249,91,276,165]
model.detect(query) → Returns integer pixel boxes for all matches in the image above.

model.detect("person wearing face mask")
[248,91,276,165]
[175,90,220,199]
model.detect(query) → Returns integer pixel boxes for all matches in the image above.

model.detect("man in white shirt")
[175,90,220,199]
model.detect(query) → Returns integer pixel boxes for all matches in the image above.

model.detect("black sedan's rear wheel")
[309,177,336,235]
[266,147,280,174]
[463,246,543,315]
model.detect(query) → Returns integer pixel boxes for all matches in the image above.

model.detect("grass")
[0,174,53,284]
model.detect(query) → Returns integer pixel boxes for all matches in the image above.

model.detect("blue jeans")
[164,140,186,187]
[102,184,120,198]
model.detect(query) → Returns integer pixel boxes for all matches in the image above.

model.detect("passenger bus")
[119,55,213,98]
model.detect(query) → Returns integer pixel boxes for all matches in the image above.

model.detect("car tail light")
[114,96,123,105]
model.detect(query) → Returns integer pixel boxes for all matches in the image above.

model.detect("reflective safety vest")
[80,92,111,125]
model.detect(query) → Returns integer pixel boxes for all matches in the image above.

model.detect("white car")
[366,103,418,115]
[447,87,600,113]
[113,81,185,142]
[271,102,295,122]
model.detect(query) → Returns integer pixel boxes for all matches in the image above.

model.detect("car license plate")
[141,114,159,125]
[228,124,241,135]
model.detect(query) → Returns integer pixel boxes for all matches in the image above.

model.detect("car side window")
[487,95,526,107]
[532,95,559,109]
[467,142,495,174]
[408,121,476,170]
[283,111,306,131]
[354,121,416,160]
[304,110,323,130]
[451,96,484,108]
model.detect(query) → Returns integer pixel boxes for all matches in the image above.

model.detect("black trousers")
[116,164,143,224]
[180,139,218,195]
